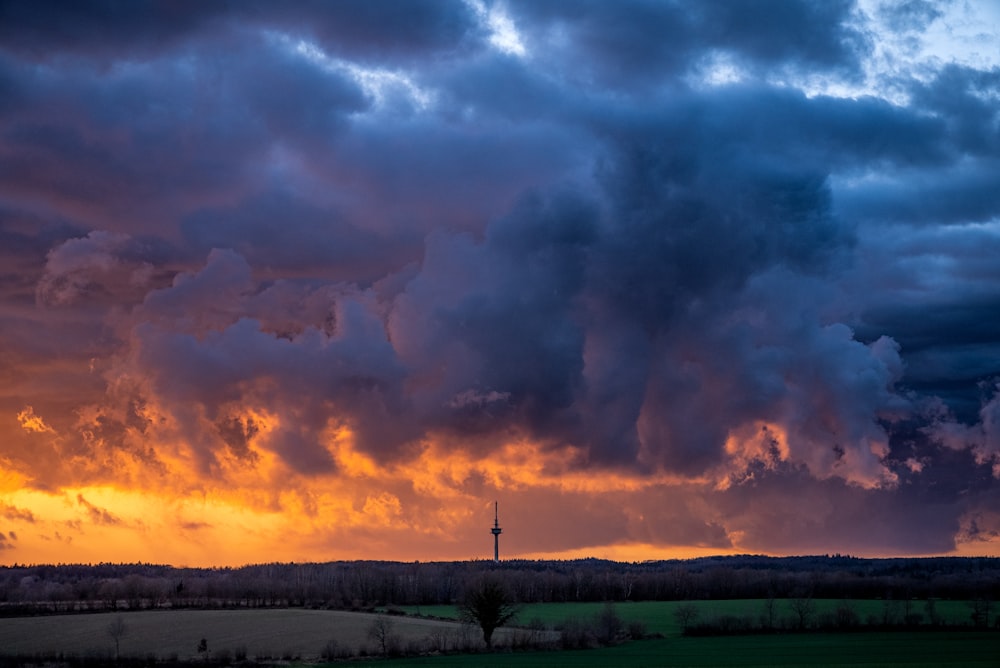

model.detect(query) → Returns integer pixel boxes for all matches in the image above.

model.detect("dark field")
[0,601,995,667]
[371,632,1000,667]
[0,608,522,661]
[403,598,981,636]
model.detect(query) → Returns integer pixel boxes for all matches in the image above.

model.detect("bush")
[627,620,648,640]
[558,618,595,649]
[834,602,860,629]
[453,623,478,652]
[687,614,755,635]
[674,603,700,631]
[426,627,450,652]
[403,638,425,656]
[321,639,340,660]
[595,602,623,644]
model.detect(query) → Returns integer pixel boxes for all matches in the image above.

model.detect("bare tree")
[367,615,397,656]
[458,575,519,650]
[969,597,993,629]
[881,593,901,626]
[674,603,699,633]
[834,600,860,629]
[595,602,623,644]
[789,593,815,630]
[760,593,777,630]
[107,616,127,661]
[925,597,940,625]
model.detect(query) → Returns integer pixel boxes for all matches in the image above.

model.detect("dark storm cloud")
[2,0,1000,557]
[0,0,226,60]
[910,65,1000,157]
[507,0,869,87]
[876,0,944,33]
[389,190,596,440]
[838,161,1000,225]
[0,35,371,235]
[180,191,399,281]
[0,0,483,63]
[836,65,1000,226]
[124,250,411,472]
[715,462,964,554]
[848,217,1000,422]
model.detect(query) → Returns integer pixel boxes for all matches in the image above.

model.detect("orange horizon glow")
[3,408,999,567]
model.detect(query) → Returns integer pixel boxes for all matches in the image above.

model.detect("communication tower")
[491,501,502,562]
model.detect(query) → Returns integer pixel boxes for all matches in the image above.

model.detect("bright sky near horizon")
[1,0,1000,566]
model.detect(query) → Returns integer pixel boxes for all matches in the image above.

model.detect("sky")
[1,0,1000,567]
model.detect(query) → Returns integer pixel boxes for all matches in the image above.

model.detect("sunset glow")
[2,1,1000,566]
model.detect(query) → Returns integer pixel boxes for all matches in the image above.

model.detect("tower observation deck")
[491,501,502,562]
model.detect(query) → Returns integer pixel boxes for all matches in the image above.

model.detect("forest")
[2,555,998,616]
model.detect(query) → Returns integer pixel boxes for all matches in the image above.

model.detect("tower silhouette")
[491,501,502,562]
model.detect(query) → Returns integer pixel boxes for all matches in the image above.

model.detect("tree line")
[1,555,997,615]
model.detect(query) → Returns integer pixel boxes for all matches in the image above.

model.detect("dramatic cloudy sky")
[2,0,1000,566]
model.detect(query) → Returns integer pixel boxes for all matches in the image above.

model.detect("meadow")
[371,632,1000,668]
[402,598,980,636]
[377,599,999,667]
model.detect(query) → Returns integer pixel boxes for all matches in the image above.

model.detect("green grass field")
[368,632,1000,668]
[401,598,978,637]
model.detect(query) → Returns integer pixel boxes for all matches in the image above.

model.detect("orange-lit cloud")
[8,409,992,566]
[17,406,54,434]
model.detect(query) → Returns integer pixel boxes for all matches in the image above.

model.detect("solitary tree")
[790,592,816,630]
[367,615,397,656]
[674,603,700,633]
[760,593,777,630]
[459,576,519,650]
[970,597,993,628]
[595,602,623,644]
[107,616,127,661]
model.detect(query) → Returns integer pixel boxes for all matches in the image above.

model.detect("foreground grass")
[366,632,1000,668]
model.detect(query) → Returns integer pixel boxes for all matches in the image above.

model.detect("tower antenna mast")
[491,501,502,563]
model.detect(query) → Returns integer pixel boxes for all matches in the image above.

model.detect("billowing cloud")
[0,1,999,565]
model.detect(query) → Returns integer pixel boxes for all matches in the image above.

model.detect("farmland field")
[369,632,1000,667]
[401,598,979,637]
[0,608,513,661]
[0,601,993,665]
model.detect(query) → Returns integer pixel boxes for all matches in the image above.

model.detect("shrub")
[674,603,700,631]
[558,618,595,649]
[627,620,648,640]
[595,602,623,644]
[426,627,450,652]
[321,639,340,661]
